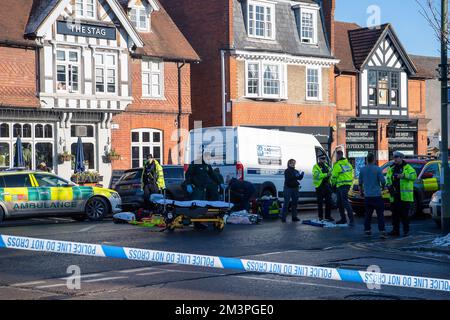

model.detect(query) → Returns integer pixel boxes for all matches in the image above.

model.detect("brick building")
[0,0,198,186]
[334,21,430,167]
[161,0,339,153]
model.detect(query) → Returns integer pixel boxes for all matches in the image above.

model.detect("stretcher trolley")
[150,191,233,232]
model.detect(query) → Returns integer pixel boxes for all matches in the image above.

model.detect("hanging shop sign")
[57,21,116,40]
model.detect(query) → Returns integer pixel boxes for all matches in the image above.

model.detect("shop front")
[345,120,378,170]
[387,120,418,158]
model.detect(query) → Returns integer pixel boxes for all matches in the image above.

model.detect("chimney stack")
[321,0,335,55]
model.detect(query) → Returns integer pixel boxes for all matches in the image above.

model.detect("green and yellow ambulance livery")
[0,171,121,223]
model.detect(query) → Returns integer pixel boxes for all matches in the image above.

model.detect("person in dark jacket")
[281,159,304,223]
[228,178,256,212]
[184,152,221,201]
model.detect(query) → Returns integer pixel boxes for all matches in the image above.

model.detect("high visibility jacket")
[141,160,165,190]
[385,163,417,202]
[331,158,354,188]
[313,163,331,188]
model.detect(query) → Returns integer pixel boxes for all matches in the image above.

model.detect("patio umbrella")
[75,137,85,173]
[14,136,24,168]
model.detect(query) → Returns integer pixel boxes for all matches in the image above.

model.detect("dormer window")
[247,1,275,40]
[293,5,318,45]
[130,6,149,32]
[75,0,95,19]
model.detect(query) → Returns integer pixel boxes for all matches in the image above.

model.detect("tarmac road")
[0,209,449,300]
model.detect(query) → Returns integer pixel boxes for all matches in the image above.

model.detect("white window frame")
[306,66,322,101]
[245,60,287,100]
[300,8,318,45]
[129,5,150,32]
[142,59,164,99]
[0,122,54,170]
[75,0,96,19]
[95,52,118,95]
[131,129,163,168]
[247,0,276,40]
[56,48,80,93]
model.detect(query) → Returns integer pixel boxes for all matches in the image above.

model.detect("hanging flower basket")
[105,149,121,162]
[71,171,103,185]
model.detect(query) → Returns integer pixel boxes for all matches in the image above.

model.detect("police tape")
[1,234,450,293]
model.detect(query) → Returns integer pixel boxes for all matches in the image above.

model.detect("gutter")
[0,39,39,49]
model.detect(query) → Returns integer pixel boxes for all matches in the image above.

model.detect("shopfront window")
[131,129,163,168]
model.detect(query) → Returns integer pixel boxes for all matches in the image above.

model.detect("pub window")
[75,0,95,19]
[22,124,32,138]
[35,143,54,170]
[56,49,79,93]
[0,123,9,138]
[71,142,95,170]
[13,124,21,137]
[142,59,164,98]
[0,143,10,167]
[131,129,163,168]
[35,124,44,138]
[95,53,117,94]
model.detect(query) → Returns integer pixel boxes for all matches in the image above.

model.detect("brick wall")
[159,0,231,128]
[111,59,193,169]
[322,0,336,54]
[0,46,39,107]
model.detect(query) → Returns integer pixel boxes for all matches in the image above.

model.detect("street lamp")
[440,0,450,233]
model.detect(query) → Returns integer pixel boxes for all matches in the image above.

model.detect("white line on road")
[36,283,68,289]
[235,275,370,293]
[11,281,46,287]
[136,271,168,276]
[84,276,128,283]
[118,267,155,273]
[60,273,104,280]
[78,225,97,232]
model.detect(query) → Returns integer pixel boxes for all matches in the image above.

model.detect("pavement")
[0,208,449,300]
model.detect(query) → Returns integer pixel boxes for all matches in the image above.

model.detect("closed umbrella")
[14,136,24,168]
[75,137,85,173]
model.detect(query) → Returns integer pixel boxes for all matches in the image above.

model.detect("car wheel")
[85,197,109,221]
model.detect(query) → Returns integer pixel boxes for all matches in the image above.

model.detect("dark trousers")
[143,183,159,209]
[191,185,219,201]
[391,200,410,234]
[337,185,354,223]
[364,197,385,232]
[316,185,332,220]
[282,187,299,219]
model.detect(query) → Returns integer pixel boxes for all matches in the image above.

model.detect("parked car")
[185,126,329,204]
[114,165,185,210]
[348,158,441,217]
[0,171,121,223]
[430,191,442,227]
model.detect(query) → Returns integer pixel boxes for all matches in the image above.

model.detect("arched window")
[0,123,9,138]
[35,124,44,138]
[44,124,53,138]
[13,124,22,138]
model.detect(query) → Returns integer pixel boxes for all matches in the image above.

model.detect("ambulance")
[0,171,122,223]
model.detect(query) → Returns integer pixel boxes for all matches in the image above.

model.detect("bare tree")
[416,0,449,48]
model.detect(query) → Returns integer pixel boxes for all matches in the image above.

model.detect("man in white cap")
[385,151,417,237]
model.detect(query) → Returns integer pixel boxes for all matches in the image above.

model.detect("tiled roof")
[409,54,440,79]
[334,21,360,72]
[348,23,389,69]
[0,0,36,47]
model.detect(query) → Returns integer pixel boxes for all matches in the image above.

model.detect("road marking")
[79,225,97,233]
[11,281,46,287]
[152,267,226,276]
[136,271,167,276]
[36,283,67,289]
[84,276,127,283]
[235,275,370,292]
[119,267,155,273]
[60,273,104,280]
[251,250,299,257]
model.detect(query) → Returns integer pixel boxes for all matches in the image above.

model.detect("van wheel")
[0,207,4,224]
[85,197,109,221]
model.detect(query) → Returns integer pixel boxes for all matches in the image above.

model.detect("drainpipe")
[221,49,227,127]
[177,61,186,165]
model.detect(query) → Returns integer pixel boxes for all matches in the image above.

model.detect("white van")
[184,126,330,203]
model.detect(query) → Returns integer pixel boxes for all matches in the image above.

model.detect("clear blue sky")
[335,0,441,57]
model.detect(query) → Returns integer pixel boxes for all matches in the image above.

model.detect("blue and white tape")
[1,234,449,293]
